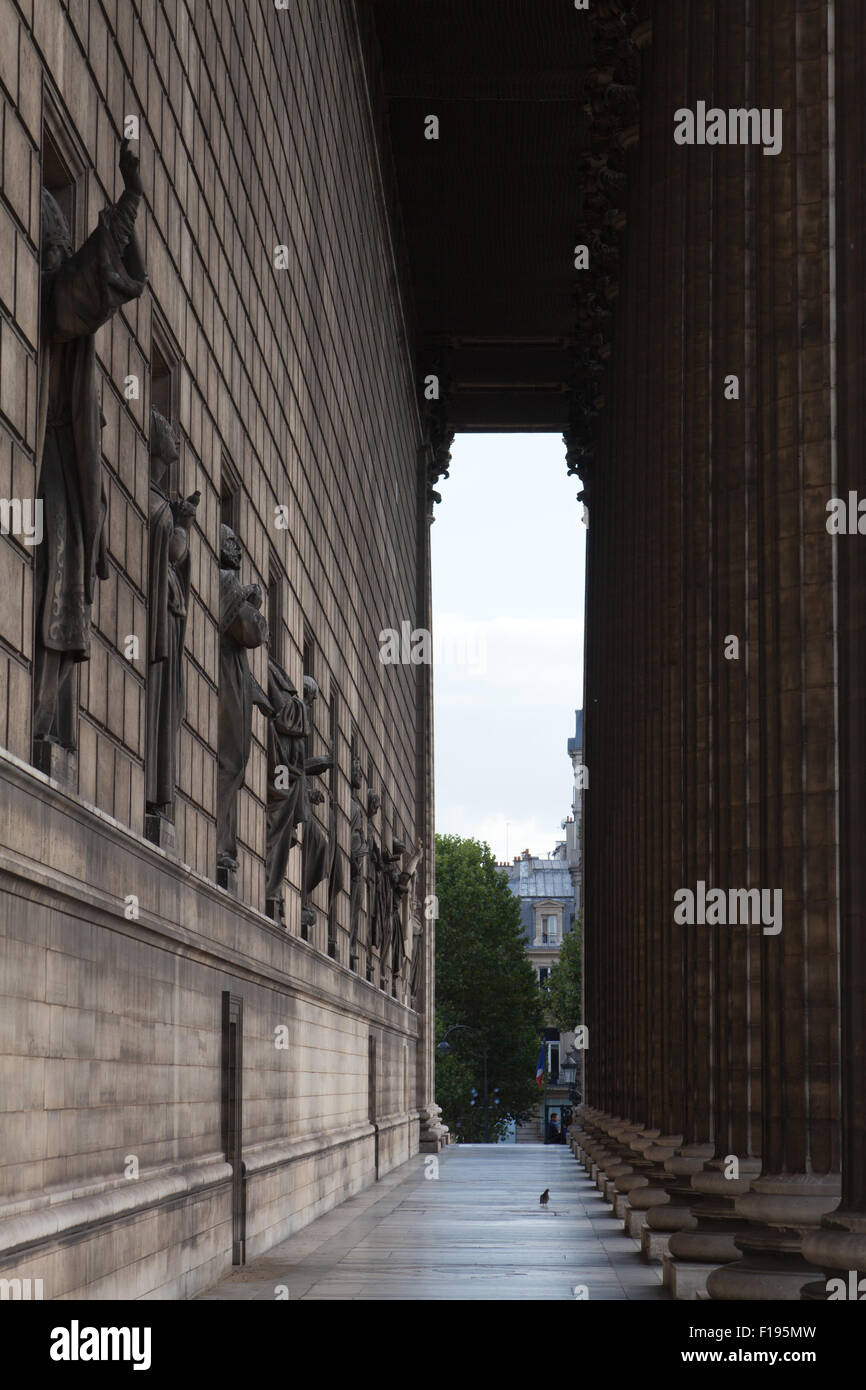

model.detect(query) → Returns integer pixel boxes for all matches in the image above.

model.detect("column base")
[642,1226,672,1262]
[644,1144,715,1238]
[664,1154,762,1292]
[625,1207,648,1238]
[663,1254,719,1300]
[706,1173,841,1301]
[801,1210,866,1298]
[419,1103,449,1152]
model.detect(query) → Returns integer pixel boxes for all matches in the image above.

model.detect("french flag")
[535,1043,545,1088]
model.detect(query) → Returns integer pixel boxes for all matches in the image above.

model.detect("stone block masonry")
[0,0,439,1298]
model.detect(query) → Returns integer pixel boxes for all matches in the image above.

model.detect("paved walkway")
[196,1144,667,1300]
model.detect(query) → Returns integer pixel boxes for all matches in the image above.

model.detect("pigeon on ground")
[540,1188,550,1206]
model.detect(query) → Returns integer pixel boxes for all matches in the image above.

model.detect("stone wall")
[0,0,435,1298]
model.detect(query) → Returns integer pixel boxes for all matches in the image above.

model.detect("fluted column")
[665,2,765,1296]
[417,444,447,1151]
[708,0,841,1299]
[801,0,866,1296]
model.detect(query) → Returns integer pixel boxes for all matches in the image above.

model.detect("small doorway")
[221,992,245,1264]
[368,1034,379,1179]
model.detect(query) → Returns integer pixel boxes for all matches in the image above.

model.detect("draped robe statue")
[383,838,406,970]
[349,757,368,960]
[301,755,343,906]
[146,410,198,819]
[370,821,402,964]
[34,140,147,752]
[217,524,268,872]
[297,677,333,901]
[392,839,423,979]
[264,659,308,920]
[366,791,382,948]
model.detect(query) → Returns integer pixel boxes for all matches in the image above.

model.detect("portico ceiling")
[368,0,639,435]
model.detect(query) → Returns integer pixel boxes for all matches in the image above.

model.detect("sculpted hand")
[245,582,263,609]
[119,138,144,196]
[176,490,200,522]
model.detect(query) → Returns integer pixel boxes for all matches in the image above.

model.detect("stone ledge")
[0,749,418,1035]
[239,1114,413,1181]
[243,1122,376,1177]
[0,1153,232,1260]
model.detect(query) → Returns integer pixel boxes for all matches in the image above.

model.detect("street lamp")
[436,1024,492,1143]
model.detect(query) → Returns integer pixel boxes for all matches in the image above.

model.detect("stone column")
[642,0,718,1257]
[663,1,764,1297]
[416,442,446,1151]
[801,0,866,1297]
[708,0,841,1299]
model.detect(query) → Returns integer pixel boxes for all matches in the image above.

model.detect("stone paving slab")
[195,1145,667,1301]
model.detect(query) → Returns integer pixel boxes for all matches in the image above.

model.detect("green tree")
[544,914,582,1033]
[435,833,543,1141]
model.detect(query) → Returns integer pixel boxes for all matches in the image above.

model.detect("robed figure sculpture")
[35,139,147,755]
[146,409,198,828]
[348,757,368,964]
[392,839,423,980]
[372,839,403,962]
[217,524,268,876]
[299,684,343,905]
[264,659,308,920]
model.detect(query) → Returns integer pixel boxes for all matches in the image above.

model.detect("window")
[329,686,339,789]
[542,913,559,945]
[536,910,559,946]
[150,334,174,423]
[539,967,550,985]
[42,123,78,245]
[302,631,315,755]
[220,456,240,532]
[547,1041,560,1084]
[267,556,283,665]
[149,323,179,499]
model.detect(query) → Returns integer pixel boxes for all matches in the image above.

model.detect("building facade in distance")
[503,844,578,1142]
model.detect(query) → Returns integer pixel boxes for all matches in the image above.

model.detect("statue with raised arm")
[217,524,268,875]
[34,139,147,755]
[146,409,198,826]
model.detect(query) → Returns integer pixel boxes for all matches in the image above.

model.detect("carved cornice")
[566,0,649,497]
[418,348,455,518]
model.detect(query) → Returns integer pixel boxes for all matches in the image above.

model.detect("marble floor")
[196,1144,668,1300]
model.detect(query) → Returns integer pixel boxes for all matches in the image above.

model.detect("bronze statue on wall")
[299,677,333,900]
[348,757,368,964]
[392,839,423,980]
[34,139,147,760]
[263,658,308,921]
[217,524,268,880]
[145,409,198,838]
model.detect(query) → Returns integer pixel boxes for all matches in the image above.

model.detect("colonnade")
[573,0,866,1299]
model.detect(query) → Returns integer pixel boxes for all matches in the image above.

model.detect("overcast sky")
[431,433,586,864]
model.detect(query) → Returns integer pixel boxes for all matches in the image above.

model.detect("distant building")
[565,708,584,925]
[501,841,577,1141]
[498,709,585,1142]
